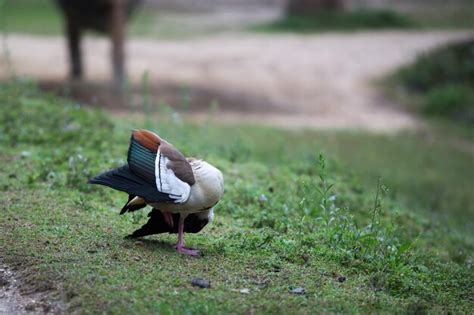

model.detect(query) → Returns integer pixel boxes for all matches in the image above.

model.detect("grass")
[1,0,62,35]
[389,39,474,126]
[0,0,250,39]
[254,9,414,33]
[2,1,474,39]
[403,3,474,30]
[0,0,162,37]
[1,80,473,313]
[255,4,474,33]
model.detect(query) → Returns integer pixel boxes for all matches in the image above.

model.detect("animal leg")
[65,16,82,79]
[175,214,199,256]
[162,211,174,227]
[110,0,125,89]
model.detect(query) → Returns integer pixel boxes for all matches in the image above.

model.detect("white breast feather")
[155,151,191,203]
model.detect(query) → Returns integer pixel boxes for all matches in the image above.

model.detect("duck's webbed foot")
[175,245,199,256]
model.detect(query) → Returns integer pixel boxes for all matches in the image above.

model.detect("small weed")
[307,156,413,294]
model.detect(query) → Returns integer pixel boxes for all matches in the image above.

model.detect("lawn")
[0,0,161,37]
[2,0,474,38]
[1,80,473,313]
[0,0,62,35]
[253,5,474,33]
[253,9,414,33]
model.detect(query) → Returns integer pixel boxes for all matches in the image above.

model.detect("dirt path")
[0,262,53,315]
[1,31,471,131]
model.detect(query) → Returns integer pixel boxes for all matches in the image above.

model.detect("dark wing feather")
[88,165,174,203]
[89,129,193,208]
[128,132,195,186]
[120,195,147,215]
[125,209,210,238]
[127,135,156,184]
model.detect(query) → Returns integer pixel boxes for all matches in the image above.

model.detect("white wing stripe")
[155,150,191,203]
[157,152,163,191]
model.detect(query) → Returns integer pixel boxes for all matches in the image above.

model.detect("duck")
[89,129,224,256]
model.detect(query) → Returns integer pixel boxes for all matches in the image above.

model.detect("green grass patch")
[1,0,63,35]
[0,0,232,39]
[2,1,474,38]
[1,80,473,313]
[390,40,474,125]
[254,9,414,33]
[403,3,474,30]
[0,0,159,37]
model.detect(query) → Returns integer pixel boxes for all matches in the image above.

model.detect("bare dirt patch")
[1,31,471,131]
[0,261,63,315]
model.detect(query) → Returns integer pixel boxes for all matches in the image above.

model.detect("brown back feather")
[132,129,161,152]
[131,129,195,185]
[160,142,196,185]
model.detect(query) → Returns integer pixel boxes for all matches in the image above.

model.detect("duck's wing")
[88,165,174,203]
[128,129,195,203]
[89,129,195,206]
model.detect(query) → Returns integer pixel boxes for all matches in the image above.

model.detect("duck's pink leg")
[162,211,173,227]
[175,214,199,256]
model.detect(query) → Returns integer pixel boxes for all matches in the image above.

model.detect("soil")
[1,31,472,132]
[0,261,61,315]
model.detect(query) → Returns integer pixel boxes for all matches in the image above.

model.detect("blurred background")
[0,1,473,313]
[0,0,472,130]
